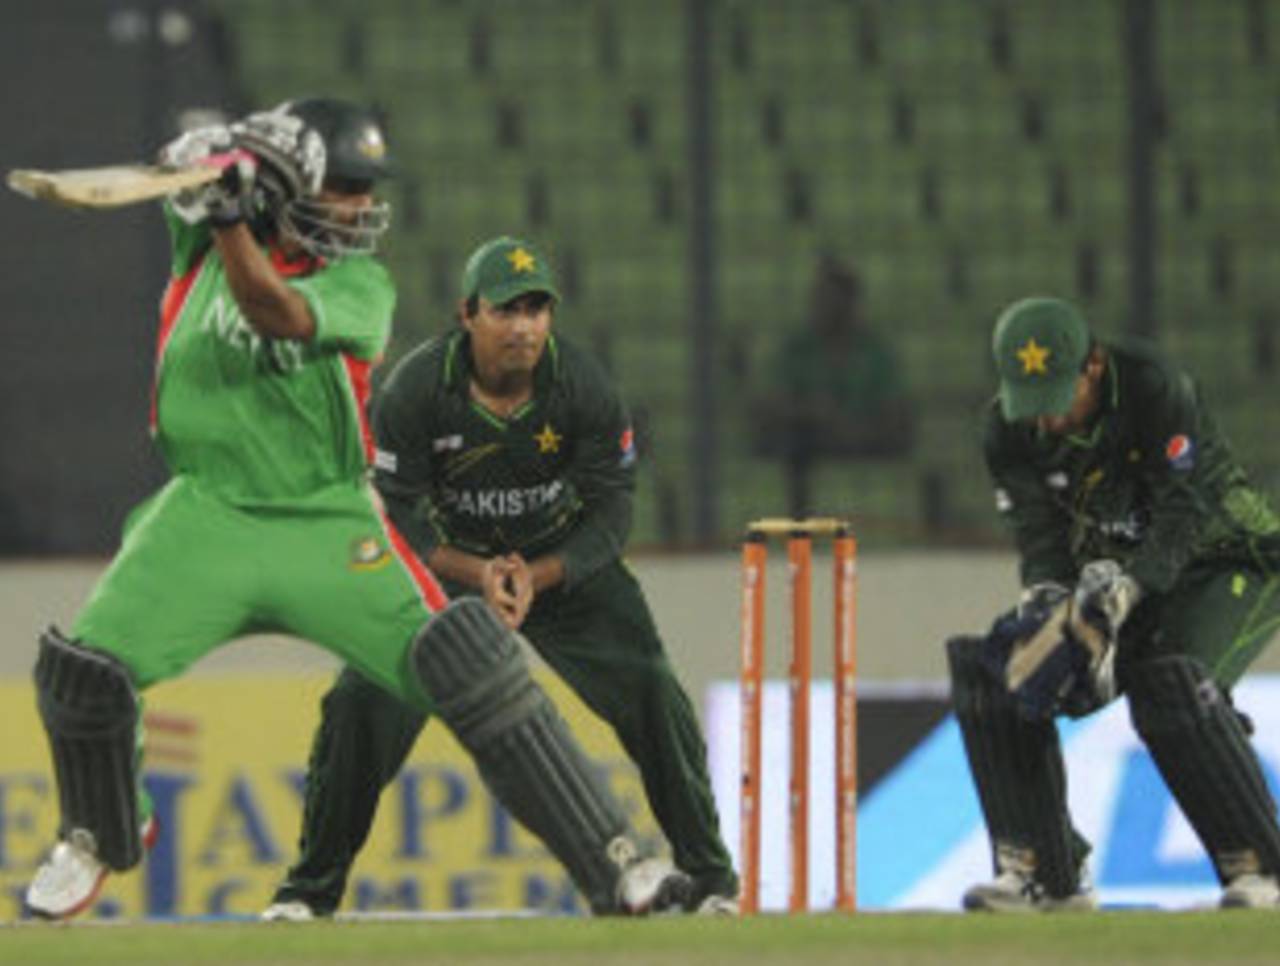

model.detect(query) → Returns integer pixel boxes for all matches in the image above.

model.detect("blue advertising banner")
[705,678,1280,911]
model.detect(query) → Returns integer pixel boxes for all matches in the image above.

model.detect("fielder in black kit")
[264,236,737,919]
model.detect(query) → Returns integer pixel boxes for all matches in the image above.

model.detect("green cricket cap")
[992,296,1091,421]
[461,236,560,305]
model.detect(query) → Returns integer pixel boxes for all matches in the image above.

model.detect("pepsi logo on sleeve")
[1165,434,1195,471]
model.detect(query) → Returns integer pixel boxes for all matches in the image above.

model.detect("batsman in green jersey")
[264,236,739,919]
[26,103,680,921]
[949,296,1280,911]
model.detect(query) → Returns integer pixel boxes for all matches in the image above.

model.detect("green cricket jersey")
[983,337,1280,594]
[371,330,636,589]
[151,207,395,503]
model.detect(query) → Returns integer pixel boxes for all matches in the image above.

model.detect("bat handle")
[193,148,257,173]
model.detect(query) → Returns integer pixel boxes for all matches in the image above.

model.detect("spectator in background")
[751,255,914,517]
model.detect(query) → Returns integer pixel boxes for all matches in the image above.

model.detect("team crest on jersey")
[1165,434,1195,471]
[433,434,464,453]
[349,536,391,571]
[534,423,562,454]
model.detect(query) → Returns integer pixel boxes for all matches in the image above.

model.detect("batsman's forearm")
[213,225,316,341]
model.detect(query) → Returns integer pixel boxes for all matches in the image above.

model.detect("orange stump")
[833,530,858,912]
[738,533,767,916]
[787,532,812,913]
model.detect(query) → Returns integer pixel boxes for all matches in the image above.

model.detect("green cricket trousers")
[74,474,445,704]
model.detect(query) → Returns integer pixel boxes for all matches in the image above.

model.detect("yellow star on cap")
[1016,337,1051,376]
[534,422,562,454]
[507,247,537,273]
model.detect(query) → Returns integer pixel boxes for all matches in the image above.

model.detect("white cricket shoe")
[696,893,741,916]
[1221,873,1280,909]
[261,900,319,922]
[616,857,693,915]
[963,867,1097,913]
[25,817,158,921]
[25,830,105,920]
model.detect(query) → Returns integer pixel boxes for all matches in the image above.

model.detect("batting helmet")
[273,97,393,259]
[282,97,393,191]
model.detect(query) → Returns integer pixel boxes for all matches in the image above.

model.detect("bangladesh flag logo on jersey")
[349,536,391,571]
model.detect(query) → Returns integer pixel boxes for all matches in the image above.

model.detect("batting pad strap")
[412,599,638,912]
[1127,655,1280,880]
[34,628,143,871]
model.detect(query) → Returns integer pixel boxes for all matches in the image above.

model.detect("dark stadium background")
[3,0,1275,557]
[2,0,1279,923]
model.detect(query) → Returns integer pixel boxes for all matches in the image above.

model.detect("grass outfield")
[6,912,1280,966]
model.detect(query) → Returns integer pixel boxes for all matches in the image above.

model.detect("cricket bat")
[6,163,223,210]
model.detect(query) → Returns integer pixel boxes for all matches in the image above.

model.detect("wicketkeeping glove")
[1054,559,1139,716]
[989,596,1076,720]
[1017,580,1071,620]
[1072,559,1142,643]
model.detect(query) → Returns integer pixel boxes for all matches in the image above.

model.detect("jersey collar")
[268,244,323,278]
[1059,349,1118,449]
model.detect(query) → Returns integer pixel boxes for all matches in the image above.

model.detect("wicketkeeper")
[949,296,1280,911]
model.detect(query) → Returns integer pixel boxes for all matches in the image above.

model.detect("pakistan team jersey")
[151,207,395,503]
[372,330,636,589]
[983,337,1280,594]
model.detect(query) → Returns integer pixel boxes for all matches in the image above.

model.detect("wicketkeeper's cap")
[992,296,1092,421]
[461,236,560,306]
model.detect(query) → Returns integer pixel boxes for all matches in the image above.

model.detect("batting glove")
[157,124,234,169]
[231,110,326,203]
[161,125,241,224]
[204,152,259,229]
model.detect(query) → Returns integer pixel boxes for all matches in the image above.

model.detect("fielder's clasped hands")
[482,554,534,630]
